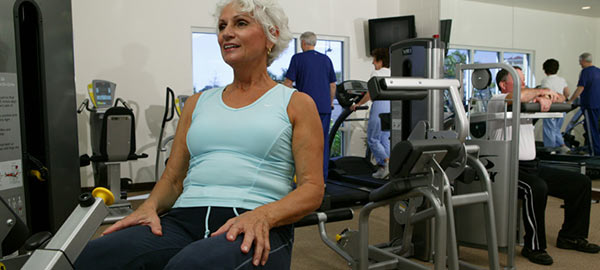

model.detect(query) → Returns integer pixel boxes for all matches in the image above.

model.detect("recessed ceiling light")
[582,6,591,10]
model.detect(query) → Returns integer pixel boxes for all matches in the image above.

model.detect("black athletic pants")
[74,207,294,270]
[518,159,592,250]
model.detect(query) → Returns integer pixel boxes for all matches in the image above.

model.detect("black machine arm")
[368,77,468,142]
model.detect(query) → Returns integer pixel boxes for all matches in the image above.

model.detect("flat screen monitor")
[440,19,452,45]
[368,15,416,53]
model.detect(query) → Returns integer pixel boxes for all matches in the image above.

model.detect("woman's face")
[217,3,271,67]
[372,58,383,70]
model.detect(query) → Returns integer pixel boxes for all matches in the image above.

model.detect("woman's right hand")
[101,204,162,236]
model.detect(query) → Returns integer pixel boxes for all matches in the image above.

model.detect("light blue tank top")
[173,84,296,210]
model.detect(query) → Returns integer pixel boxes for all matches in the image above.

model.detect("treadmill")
[318,80,386,210]
[327,80,389,189]
[535,104,600,178]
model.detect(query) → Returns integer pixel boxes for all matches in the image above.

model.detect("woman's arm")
[211,91,325,266]
[102,93,201,236]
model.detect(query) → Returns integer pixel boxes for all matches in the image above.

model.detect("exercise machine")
[535,104,600,178]
[155,87,189,181]
[328,80,388,188]
[455,63,580,270]
[0,188,114,269]
[78,80,148,223]
[0,0,81,234]
[311,76,499,270]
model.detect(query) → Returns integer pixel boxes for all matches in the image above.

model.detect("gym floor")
[95,180,600,269]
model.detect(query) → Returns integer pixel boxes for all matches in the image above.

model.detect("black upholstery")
[369,139,464,203]
[508,103,575,113]
[389,139,464,178]
[369,175,430,202]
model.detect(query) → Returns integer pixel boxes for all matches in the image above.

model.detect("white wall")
[72,0,384,186]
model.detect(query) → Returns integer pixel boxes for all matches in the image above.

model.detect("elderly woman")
[74,0,324,269]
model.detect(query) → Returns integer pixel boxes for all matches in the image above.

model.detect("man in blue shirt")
[569,52,600,155]
[284,31,337,178]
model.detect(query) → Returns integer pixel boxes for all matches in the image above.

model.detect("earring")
[267,47,272,55]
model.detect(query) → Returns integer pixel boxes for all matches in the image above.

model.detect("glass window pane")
[473,50,499,64]
[192,32,233,93]
[503,52,530,86]
[268,39,296,82]
[315,39,343,83]
[444,49,469,79]
[444,49,470,108]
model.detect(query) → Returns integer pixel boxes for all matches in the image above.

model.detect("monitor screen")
[368,15,416,54]
[94,81,113,108]
[440,19,452,45]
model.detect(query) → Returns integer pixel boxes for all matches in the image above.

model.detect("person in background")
[350,48,391,179]
[284,31,337,179]
[540,59,570,153]
[568,52,600,156]
[75,0,324,269]
[489,67,598,266]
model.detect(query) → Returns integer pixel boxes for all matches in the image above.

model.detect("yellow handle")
[92,187,115,206]
[175,97,182,116]
[29,170,45,181]
[87,83,97,108]
[335,234,342,242]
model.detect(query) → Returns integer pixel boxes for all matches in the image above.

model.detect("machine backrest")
[389,139,463,178]
[99,107,136,162]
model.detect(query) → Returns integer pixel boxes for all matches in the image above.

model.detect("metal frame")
[457,63,521,270]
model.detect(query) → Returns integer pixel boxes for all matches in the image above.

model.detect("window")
[191,27,348,93]
[444,45,535,106]
[267,40,296,82]
[503,52,530,86]
[314,39,344,83]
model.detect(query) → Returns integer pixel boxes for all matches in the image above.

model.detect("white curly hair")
[215,0,292,66]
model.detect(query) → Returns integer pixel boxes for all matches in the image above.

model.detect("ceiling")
[468,0,600,18]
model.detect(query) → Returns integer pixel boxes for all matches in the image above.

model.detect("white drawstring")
[204,206,212,239]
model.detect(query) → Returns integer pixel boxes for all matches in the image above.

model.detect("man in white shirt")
[488,67,598,266]
[540,59,570,153]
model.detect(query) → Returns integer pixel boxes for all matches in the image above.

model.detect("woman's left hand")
[211,209,272,266]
